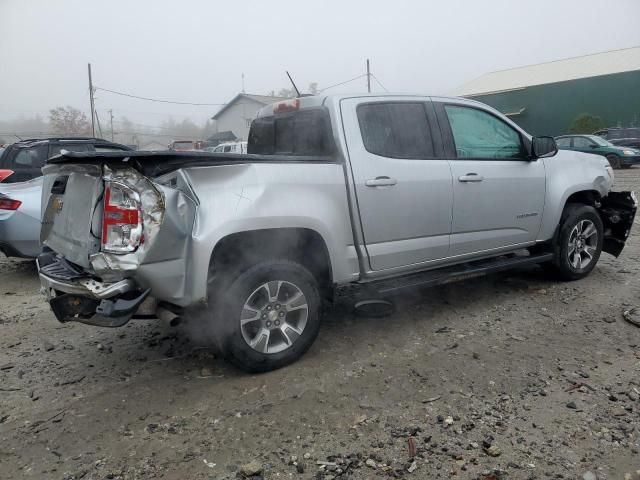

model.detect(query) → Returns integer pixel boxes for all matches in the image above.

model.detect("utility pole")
[88,63,96,137]
[95,110,103,137]
[241,73,246,93]
[108,109,114,141]
[366,59,371,93]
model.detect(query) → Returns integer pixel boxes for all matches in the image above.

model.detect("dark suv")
[593,127,640,150]
[0,137,131,183]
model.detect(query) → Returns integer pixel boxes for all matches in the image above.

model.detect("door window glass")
[572,137,592,149]
[49,144,91,157]
[357,103,435,158]
[12,146,48,167]
[556,138,571,148]
[444,105,524,159]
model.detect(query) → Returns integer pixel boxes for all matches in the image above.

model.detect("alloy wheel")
[240,280,309,354]
[567,219,598,270]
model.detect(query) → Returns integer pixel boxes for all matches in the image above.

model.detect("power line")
[319,74,368,93]
[371,74,389,93]
[95,86,227,106]
[112,119,204,132]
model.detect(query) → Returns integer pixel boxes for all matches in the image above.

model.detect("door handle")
[365,176,398,187]
[458,173,484,182]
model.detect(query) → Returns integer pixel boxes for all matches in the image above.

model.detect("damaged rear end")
[38,152,197,326]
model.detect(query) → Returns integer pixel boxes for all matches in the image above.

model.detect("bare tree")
[48,106,90,136]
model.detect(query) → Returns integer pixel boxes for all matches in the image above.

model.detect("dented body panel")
[37,94,636,327]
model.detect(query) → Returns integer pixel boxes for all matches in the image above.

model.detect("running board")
[368,252,554,296]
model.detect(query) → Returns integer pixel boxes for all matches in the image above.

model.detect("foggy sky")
[1,0,639,130]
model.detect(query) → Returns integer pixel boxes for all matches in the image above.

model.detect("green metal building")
[452,46,640,136]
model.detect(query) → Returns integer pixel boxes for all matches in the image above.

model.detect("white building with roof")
[211,93,287,142]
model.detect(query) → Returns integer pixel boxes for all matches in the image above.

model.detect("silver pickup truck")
[37,94,637,372]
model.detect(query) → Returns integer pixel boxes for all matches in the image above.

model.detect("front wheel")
[545,204,604,281]
[210,260,321,373]
[606,154,622,169]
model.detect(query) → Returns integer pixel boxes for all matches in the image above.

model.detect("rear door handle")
[458,173,484,182]
[365,176,398,187]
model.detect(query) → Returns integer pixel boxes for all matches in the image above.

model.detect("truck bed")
[47,150,339,178]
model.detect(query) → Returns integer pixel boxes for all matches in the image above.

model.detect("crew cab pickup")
[37,94,637,372]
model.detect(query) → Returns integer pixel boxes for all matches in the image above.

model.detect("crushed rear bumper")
[37,251,150,327]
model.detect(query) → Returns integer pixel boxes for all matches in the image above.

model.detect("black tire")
[545,204,604,281]
[209,259,321,373]
[606,154,621,169]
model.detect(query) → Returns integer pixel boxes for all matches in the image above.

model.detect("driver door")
[436,102,546,257]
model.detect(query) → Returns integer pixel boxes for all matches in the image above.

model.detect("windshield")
[589,135,613,147]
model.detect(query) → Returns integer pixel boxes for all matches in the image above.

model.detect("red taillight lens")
[101,182,143,253]
[273,98,300,113]
[0,170,13,182]
[0,197,21,210]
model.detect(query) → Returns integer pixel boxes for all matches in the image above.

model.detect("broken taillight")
[0,197,21,210]
[101,182,143,253]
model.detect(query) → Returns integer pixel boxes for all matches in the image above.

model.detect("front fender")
[538,152,612,241]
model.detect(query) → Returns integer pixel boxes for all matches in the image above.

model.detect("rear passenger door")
[436,102,545,257]
[341,98,453,271]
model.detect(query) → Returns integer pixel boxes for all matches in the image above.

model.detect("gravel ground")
[1,170,640,480]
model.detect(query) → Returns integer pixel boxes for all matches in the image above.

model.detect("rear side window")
[49,144,91,157]
[248,109,333,156]
[556,138,571,148]
[357,103,435,158]
[12,145,48,167]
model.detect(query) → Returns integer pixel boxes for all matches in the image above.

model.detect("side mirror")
[532,136,558,159]
[589,144,598,149]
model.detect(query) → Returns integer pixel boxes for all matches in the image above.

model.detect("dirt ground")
[1,171,639,480]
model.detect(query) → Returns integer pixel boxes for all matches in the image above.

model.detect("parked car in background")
[555,134,640,168]
[168,140,196,151]
[37,94,636,372]
[205,141,248,154]
[0,137,132,183]
[0,138,131,258]
[0,177,43,258]
[593,127,640,150]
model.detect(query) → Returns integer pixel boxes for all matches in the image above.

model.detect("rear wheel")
[209,260,321,373]
[606,154,621,169]
[545,204,603,281]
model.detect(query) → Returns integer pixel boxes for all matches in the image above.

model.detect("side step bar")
[368,252,554,296]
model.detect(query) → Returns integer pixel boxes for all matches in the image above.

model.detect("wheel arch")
[549,190,603,243]
[209,227,334,301]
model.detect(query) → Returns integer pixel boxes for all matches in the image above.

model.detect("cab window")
[357,102,435,159]
[248,109,333,156]
[444,105,524,159]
